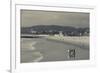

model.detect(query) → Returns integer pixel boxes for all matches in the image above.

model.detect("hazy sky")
[21,10,89,28]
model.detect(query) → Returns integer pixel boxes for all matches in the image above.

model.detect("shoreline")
[45,36,89,49]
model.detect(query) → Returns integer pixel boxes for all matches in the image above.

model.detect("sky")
[21,10,89,28]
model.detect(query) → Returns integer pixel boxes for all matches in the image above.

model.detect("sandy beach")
[21,36,89,63]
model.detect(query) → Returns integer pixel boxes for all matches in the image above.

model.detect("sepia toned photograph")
[20,10,90,63]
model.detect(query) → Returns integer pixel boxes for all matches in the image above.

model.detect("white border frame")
[11,2,96,73]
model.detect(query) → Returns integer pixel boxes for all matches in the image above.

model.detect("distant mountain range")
[21,25,89,36]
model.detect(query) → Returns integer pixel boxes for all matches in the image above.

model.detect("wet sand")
[21,37,89,63]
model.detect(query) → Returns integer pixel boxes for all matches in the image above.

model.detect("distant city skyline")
[21,10,89,28]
